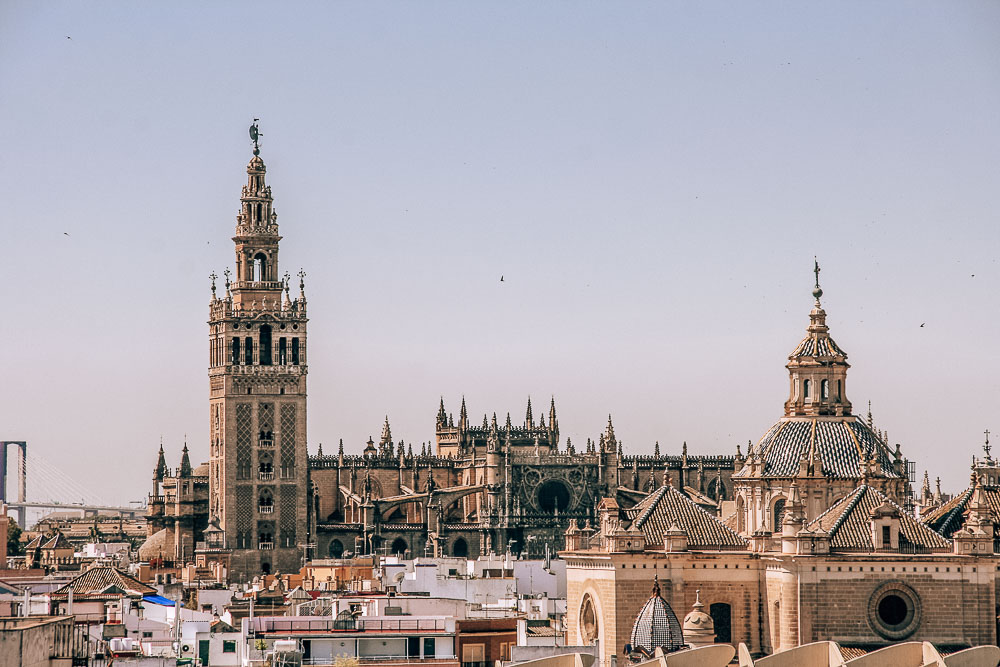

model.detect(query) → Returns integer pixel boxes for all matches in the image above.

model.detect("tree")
[7,518,23,557]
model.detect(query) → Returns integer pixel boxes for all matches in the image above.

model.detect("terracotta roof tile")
[923,484,1000,539]
[734,417,898,479]
[623,485,746,550]
[808,486,950,552]
[52,566,156,599]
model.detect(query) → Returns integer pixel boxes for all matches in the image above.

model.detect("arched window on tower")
[835,380,842,401]
[292,338,300,365]
[821,379,830,400]
[278,338,287,365]
[232,338,241,365]
[803,379,812,401]
[736,496,746,534]
[253,253,267,282]
[772,499,786,531]
[245,337,254,365]
[259,326,272,366]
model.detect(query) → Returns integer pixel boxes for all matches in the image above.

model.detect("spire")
[154,442,167,480]
[380,416,392,447]
[549,396,558,429]
[525,397,534,428]
[784,260,852,418]
[338,439,344,465]
[179,441,192,477]
[505,412,512,430]
[604,415,617,450]
[230,121,285,311]
[653,441,660,457]
[317,443,324,457]
[459,396,468,430]
[437,398,447,428]
[650,574,662,598]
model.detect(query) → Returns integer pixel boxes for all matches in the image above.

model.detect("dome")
[738,415,899,479]
[137,528,171,561]
[627,576,685,657]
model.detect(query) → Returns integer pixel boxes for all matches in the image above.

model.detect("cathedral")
[142,137,740,578]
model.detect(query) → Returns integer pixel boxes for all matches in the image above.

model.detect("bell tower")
[207,123,309,577]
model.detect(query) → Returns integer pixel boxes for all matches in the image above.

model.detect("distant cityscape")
[3,135,999,667]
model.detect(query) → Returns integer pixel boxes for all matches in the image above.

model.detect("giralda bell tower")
[207,123,309,576]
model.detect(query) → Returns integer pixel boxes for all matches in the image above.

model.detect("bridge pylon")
[0,441,27,527]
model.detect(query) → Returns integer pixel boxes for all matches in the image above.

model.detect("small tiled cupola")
[783,261,853,418]
[870,500,901,550]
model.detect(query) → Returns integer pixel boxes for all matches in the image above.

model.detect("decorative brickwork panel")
[235,485,253,548]
[259,402,274,434]
[236,404,252,479]
[280,403,296,477]
[280,485,297,546]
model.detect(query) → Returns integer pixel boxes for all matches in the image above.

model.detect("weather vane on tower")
[249,119,262,156]
[812,257,823,304]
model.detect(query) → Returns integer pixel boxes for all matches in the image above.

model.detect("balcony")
[259,438,274,448]
[258,505,274,514]
[259,471,275,481]
[259,542,274,550]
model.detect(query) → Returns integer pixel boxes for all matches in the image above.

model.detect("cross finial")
[812,257,823,304]
[985,429,992,460]
[210,272,217,296]
[298,269,306,296]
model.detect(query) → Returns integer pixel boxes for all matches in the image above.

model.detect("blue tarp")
[142,594,177,606]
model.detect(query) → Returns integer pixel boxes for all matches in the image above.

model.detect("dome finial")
[812,256,823,304]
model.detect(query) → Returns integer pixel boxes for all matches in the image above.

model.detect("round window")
[868,581,920,640]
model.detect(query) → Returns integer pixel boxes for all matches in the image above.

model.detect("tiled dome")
[627,576,685,656]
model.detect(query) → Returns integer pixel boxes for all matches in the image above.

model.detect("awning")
[142,594,178,606]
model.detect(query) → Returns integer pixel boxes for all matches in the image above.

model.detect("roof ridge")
[634,485,669,529]
[936,486,975,536]
[825,485,866,536]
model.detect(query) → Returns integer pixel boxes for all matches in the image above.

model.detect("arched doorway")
[537,480,571,512]
[709,603,732,643]
[391,537,408,556]
[328,539,344,558]
[453,537,469,558]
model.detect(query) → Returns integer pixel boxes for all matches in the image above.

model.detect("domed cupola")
[783,260,852,418]
[626,575,685,659]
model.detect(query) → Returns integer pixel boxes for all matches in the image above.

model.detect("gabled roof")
[622,484,746,550]
[734,417,898,479]
[807,485,951,552]
[923,483,1000,539]
[43,532,73,550]
[24,535,43,550]
[51,566,156,599]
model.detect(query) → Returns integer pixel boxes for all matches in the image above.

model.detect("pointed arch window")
[232,338,241,365]
[244,337,254,365]
[278,338,287,365]
[772,499,786,531]
[291,338,300,365]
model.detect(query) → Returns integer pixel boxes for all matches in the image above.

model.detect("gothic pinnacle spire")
[179,441,192,477]
[154,442,167,480]
[525,397,533,428]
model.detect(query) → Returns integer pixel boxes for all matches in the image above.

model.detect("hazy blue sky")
[1,3,998,506]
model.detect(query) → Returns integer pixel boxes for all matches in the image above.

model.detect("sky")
[1,3,998,507]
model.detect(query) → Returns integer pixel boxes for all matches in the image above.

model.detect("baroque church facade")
[143,141,741,577]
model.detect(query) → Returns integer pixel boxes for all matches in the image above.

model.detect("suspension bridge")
[1,441,145,528]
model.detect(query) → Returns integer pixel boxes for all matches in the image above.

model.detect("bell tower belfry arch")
[207,123,309,576]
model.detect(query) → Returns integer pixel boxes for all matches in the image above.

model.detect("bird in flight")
[500,275,504,282]
[920,323,925,328]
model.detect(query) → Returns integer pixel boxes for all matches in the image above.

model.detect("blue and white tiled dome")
[627,576,685,657]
